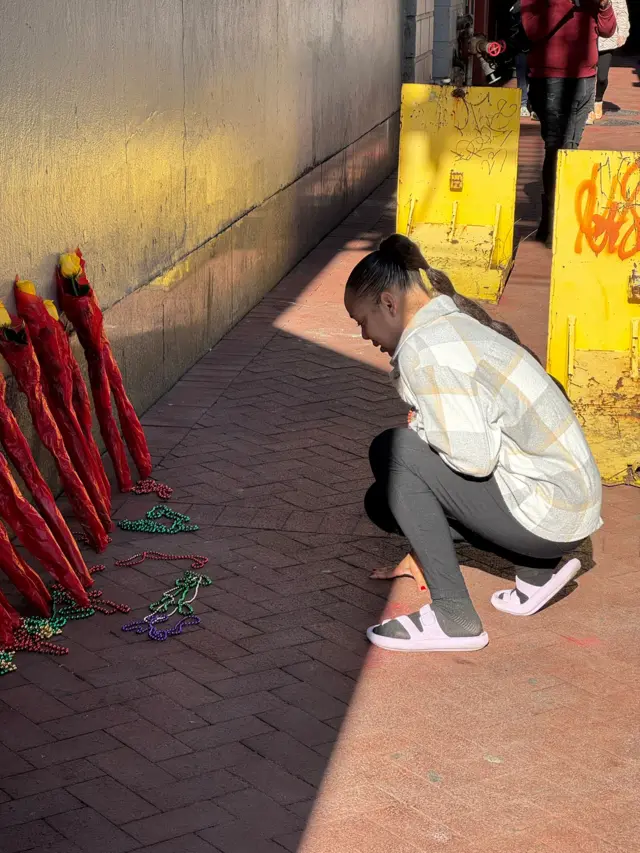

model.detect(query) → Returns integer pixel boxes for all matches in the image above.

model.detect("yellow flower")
[43,300,60,321]
[15,279,36,295]
[59,252,81,279]
[0,302,11,327]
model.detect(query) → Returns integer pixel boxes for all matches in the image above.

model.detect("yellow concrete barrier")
[396,83,521,303]
[548,149,640,487]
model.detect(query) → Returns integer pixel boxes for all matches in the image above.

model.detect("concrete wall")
[403,0,435,83]
[433,0,466,79]
[0,0,401,483]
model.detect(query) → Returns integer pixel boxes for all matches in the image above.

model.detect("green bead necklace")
[117,505,199,535]
[149,570,212,617]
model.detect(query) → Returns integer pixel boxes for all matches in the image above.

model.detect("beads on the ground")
[121,569,211,642]
[132,478,173,500]
[117,505,198,535]
[0,650,17,675]
[114,550,208,571]
[0,563,130,675]
[122,612,201,641]
[149,571,212,617]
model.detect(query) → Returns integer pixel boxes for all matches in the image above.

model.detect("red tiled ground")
[0,63,639,852]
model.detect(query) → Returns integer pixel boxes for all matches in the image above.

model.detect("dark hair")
[346,233,539,362]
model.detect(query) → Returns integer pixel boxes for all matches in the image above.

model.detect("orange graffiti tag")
[575,162,640,259]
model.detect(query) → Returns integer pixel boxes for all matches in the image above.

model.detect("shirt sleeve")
[406,364,501,478]
[615,0,630,40]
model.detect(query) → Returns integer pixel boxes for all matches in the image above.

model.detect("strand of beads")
[117,505,198,535]
[123,612,201,641]
[121,570,211,641]
[149,571,212,617]
[132,478,173,501]
[8,625,69,658]
[0,565,131,675]
[0,649,17,675]
[114,551,208,571]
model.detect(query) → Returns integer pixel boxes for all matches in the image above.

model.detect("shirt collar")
[390,295,459,367]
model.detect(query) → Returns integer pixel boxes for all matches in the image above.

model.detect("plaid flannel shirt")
[391,296,602,543]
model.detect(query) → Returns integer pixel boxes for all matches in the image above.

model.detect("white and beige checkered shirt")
[390,296,602,543]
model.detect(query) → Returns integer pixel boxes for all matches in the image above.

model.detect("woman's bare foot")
[370,552,428,591]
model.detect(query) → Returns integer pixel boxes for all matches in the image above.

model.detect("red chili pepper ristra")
[0,520,51,615]
[0,451,90,607]
[0,311,109,552]
[14,281,111,514]
[0,374,93,583]
[57,249,152,488]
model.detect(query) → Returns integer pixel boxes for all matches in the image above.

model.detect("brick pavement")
[0,64,639,853]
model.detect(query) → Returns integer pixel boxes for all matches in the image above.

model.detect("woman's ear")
[380,290,397,316]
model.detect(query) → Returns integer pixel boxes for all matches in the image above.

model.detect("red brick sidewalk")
[0,65,639,853]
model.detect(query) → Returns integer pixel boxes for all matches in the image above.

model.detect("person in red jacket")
[521,0,616,245]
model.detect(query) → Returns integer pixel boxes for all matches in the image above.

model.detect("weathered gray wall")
[433,0,466,79]
[403,0,435,83]
[0,0,402,482]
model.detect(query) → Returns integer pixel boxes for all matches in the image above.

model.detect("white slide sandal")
[491,558,581,617]
[367,604,489,652]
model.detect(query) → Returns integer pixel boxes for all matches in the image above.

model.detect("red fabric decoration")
[0,590,20,647]
[56,250,152,492]
[0,317,109,552]
[0,451,89,607]
[0,522,50,616]
[0,374,93,582]
[14,283,111,512]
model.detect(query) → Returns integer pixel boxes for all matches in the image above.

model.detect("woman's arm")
[614,0,630,41]
[407,364,501,478]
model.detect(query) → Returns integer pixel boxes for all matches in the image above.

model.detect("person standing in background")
[511,1,538,119]
[516,51,531,116]
[588,0,630,122]
[521,0,617,246]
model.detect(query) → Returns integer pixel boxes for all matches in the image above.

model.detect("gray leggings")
[365,429,580,601]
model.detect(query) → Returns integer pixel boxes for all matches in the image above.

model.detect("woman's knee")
[368,427,425,479]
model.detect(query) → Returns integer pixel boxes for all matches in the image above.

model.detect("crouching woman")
[344,235,601,652]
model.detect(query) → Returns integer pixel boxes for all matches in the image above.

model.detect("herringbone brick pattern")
[0,64,639,853]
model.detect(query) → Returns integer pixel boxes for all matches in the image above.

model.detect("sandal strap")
[393,614,424,639]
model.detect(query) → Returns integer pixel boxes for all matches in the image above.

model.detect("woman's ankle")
[430,597,483,637]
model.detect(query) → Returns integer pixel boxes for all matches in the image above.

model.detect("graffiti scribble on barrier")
[445,91,516,176]
[575,162,640,259]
